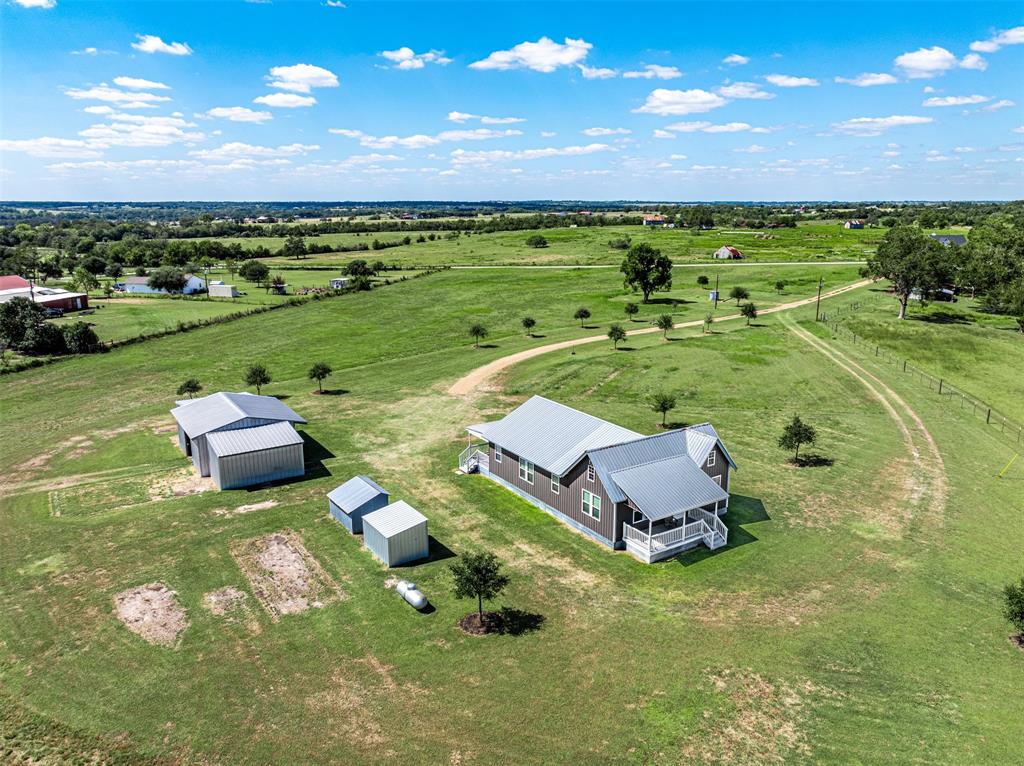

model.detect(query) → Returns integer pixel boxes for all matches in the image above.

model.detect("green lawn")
[1,265,1020,764]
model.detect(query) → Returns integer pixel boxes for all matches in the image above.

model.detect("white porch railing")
[691,508,728,547]
[459,444,488,473]
[623,510,728,556]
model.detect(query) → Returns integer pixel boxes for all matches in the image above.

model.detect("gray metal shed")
[206,421,305,490]
[327,475,389,533]
[362,501,428,567]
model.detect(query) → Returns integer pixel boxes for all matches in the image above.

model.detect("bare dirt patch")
[213,499,279,517]
[148,467,215,501]
[231,530,343,621]
[114,583,188,648]
[458,611,504,636]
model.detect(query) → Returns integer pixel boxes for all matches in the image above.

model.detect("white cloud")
[449,143,613,164]
[0,137,99,158]
[64,85,170,105]
[113,76,170,90]
[664,121,761,133]
[734,144,772,153]
[716,81,774,99]
[832,114,934,136]
[882,150,900,157]
[722,54,749,66]
[83,105,115,114]
[893,46,957,78]
[190,142,319,160]
[540,131,556,138]
[633,88,728,116]
[981,99,1015,111]
[253,93,316,108]
[959,53,987,71]
[12,0,56,8]
[669,153,687,160]
[131,34,192,56]
[446,111,524,124]
[581,127,631,136]
[266,63,339,92]
[203,106,273,123]
[926,151,954,162]
[469,37,591,72]
[970,25,1024,53]
[922,94,989,107]
[325,0,345,6]
[623,64,682,80]
[652,129,675,139]
[379,47,452,70]
[834,72,899,87]
[578,64,617,79]
[78,112,205,148]
[330,127,521,149]
[1015,126,1024,134]
[953,146,976,153]
[764,74,819,87]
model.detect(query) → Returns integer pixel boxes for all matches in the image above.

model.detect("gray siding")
[193,418,286,477]
[364,520,428,567]
[488,443,618,545]
[329,494,389,534]
[700,444,730,512]
[210,443,304,490]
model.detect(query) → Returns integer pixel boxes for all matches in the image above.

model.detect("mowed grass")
[1,268,1020,764]
[207,220,888,267]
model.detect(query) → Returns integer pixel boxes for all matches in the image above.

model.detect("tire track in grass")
[448,278,871,396]
[783,316,947,529]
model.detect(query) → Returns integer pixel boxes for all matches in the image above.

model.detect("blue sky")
[1,0,1022,201]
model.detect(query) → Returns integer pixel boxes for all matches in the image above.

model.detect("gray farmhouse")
[460,396,735,563]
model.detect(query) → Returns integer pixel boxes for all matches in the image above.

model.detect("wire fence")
[819,314,1023,447]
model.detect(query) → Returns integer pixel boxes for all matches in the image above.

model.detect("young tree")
[775,280,786,294]
[225,258,237,281]
[525,234,548,248]
[778,415,816,462]
[621,242,673,303]
[308,361,333,393]
[656,313,674,339]
[239,259,270,285]
[697,275,710,289]
[344,259,374,277]
[244,363,271,395]
[865,225,952,319]
[574,307,591,327]
[624,302,639,321]
[450,551,510,624]
[0,297,46,350]
[703,313,714,334]
[281,234,306,260]
[469,323,488,348]
[62,322,100,354]
[70,266,100,294]
[608,323,627,349]
[177,378,203,398]
[521,316,537,336]
[1002,576,1024,636]
[729,285,750,304]
[741,302,758,325]
[651,392,677,427]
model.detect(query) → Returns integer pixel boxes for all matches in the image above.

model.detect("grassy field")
[205,221,892,267]
[1,265,1020,764]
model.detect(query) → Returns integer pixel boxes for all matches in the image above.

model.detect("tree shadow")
[393,535,457,567]
[791,454,834,468]
[496,607,546,636]
[675,495,769,567]
[615,346,636,352]
[314,388,350,396]
[527,333,547,339]
[662,420,690,430]
[909,310,970,325]
[475,343,499,349]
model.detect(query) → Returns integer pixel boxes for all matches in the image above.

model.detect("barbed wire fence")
[818,305,1023,448]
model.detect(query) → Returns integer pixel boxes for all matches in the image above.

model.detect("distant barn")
[713,246,744,260]
[843,220,865,229]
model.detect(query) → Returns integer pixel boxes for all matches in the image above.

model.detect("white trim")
[582,489,601,520]
[586,464,595,483]
[632,509,644,524]
[519,457,534,484]
[551,473,560,494]
[707,450,716,468]
[494,445,502,463]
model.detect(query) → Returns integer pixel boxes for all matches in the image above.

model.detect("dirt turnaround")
[114,583,189,647]
[447,279,871,396]
[458,611,503,636]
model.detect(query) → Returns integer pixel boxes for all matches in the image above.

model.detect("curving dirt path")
[448,278,871,396]
[783,316,947,525]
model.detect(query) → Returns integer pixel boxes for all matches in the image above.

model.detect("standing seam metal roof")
[327,475,389,512]
[610,456,729,521]
[362,500,427,537]
[170,391,307,438]
[206,420,303,457]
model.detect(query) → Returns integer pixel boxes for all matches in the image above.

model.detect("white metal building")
[327,475,390,534]
[362,501,429,567]
[208,281,239,298]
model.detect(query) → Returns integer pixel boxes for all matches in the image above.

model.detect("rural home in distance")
[119,274,207,295]
[170,391,307,489]
[713,245,744,260]
[843,219,866,229]
[0,274,89,312]
[460,396,734,563]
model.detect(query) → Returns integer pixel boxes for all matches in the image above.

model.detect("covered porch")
[458,441,489,474]
[622,507,728,563]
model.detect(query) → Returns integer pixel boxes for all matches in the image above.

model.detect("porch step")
[706,532,727,550]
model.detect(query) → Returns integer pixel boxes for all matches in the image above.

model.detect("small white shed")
[362,501,428,567]
[327,475,389,534]
[209,282,239,298]
[330,277,350,290]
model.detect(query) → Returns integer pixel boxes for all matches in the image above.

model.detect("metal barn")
[327,475,390,534]
[206,421,305,490]
[362,501,429,567]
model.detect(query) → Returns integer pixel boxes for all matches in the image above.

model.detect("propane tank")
[395,580,428,610]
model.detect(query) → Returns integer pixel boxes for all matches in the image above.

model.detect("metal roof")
[468,396,640,476]
[362,500,427,537]
[170,391,307,438]
[206,420,303,457]
[610,456,729,521]
[588,429,713,503]
[327,475,388,512]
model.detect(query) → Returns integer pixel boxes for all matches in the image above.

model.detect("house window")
[494,445,502,463]
[707,451,716,468]
[551,474,560,494]
[519,458,534,484]
[582,489,601,520]
[632,509,644,524]
[712,475,722,486]
[586,464,595,483]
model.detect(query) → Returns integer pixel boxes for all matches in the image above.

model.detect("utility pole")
[814,276,824,321]
[713,274,720,310]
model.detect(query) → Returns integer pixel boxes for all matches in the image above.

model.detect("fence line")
[819,314,1023,447]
